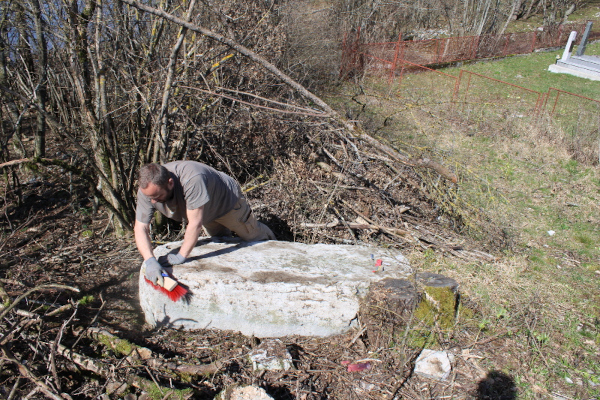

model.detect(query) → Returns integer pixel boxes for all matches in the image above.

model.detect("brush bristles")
[144,277,188,302]
[169,284,188,302]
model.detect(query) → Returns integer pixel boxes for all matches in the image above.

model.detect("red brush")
[145,272,188,302]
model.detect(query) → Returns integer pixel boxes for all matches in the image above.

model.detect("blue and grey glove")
[167,252,186,266]
[144,257,165,286]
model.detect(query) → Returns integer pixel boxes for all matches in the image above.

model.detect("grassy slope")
[326,39,600,400]
[445,42,600,100]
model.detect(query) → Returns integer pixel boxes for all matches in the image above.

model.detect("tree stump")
[414,272,459,330]
[361,278,419,348]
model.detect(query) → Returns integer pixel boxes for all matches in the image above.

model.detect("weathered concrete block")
[415,272,459,329]
[414,349,454,381]
[216,385,273,400]
[362,278,418,348]
[139,238,412,337]
[248,339,293,371]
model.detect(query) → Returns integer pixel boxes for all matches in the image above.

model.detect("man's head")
[139,163,174,204]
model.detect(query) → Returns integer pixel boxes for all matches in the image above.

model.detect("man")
[135,161,275,286]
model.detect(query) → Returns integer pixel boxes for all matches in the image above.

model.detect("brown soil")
[0,117,508,399]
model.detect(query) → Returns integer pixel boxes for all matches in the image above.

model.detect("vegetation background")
[0,0,598,399]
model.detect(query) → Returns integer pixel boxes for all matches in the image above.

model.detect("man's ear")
[167,178,175,190]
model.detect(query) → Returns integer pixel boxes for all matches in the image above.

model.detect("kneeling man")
[135,161,275,286]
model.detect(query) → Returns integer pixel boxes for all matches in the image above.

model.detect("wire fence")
[340,21,600,77]
[341,24,600,164]
[542,88,600,162]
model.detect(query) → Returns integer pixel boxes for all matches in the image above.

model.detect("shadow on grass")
[477,370,517,400]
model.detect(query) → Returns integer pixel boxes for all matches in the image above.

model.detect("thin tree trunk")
[476,0,492,36]
[499,0,521,35]
[29,0,47,158]
[0,33,26,159]
[154,0,196,163]
[94,0,130,233]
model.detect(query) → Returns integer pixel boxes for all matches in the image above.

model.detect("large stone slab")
[139,238,412,337]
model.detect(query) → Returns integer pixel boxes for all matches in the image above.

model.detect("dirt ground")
[0,114,523,400]
[0,158,523,400]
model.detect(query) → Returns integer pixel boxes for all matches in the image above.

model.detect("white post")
[561,31,577,62]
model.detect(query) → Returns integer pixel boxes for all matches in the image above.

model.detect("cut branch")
[0,283,80,321]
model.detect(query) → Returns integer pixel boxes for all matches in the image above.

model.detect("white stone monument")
[549,23,600,81]
[139,238,412,337]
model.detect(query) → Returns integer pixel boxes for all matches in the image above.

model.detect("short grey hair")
[139,163,170,189]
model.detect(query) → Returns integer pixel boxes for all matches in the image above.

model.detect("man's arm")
[178,206,205,258]
[134,220,155,261]
[134,219,165,286]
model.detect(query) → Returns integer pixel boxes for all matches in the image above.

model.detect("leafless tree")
[0,0,334,234]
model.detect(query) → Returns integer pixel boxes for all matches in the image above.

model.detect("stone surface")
[416,272,459,291]
[216,385,273,400]
[414,349,453,381]
[139,237,412,337]
[560,31,577,62]
[248,339,294,371]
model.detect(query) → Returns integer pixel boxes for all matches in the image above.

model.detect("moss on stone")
[403,328,438,348]
[414,285,457,330]
[96,334,135,357]
[141,380,193,400]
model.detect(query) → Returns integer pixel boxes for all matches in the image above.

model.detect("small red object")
[144,277,188,302]
[375,259,382,267]
[347,362,371,372]
[340,360,351,366]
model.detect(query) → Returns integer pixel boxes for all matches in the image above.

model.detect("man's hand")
[167,252,186,265]
[144,257,165,286]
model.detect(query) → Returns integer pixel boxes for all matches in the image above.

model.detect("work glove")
[167,252,186,266]
[144,257,165,287]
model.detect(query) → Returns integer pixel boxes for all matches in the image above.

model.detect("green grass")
[327,36,600,398]
[441,41,600,100]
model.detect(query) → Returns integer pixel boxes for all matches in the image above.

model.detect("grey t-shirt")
[136,161,240,224]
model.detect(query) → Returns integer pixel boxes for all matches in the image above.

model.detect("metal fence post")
[389,33,403,84]
[503,33,510,56]
[557,24,563,47]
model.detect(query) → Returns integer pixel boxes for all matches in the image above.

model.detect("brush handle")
[161,273,179,292]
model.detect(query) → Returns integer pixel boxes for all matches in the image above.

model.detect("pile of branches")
[228,114,499,262]
[0,282,412,400]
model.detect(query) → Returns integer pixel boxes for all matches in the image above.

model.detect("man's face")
[141,179,174,204]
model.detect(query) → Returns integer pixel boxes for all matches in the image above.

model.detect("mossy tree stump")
[414,272,459,330]
[361,273,461,349]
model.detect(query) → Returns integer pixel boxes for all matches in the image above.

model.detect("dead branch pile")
[204,113,500,261]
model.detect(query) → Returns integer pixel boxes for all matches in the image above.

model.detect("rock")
[414,349,453,381]
[216,385,273,400]
[135,347,153,360]
[139,238,412,337]
[249,339,294,371]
